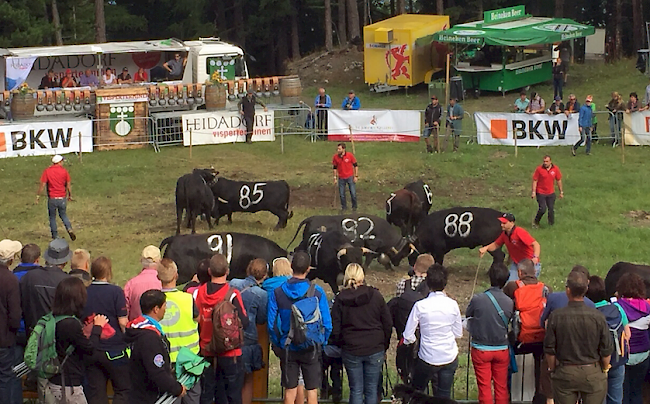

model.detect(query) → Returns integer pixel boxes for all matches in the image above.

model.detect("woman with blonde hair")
[331,263,392,404]
[607,91,625,146]
[262,257,292,293]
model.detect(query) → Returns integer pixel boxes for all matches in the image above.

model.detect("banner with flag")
[623,110,650,146]
[327,110,421,142]
[6,57,37,91]
[475,112,580,146]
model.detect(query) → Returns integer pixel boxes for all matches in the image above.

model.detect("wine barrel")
[280,77,302,105]
[205,85,227,110]
[10,93,37,120]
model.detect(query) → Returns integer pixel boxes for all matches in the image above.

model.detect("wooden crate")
[95,87,150,151]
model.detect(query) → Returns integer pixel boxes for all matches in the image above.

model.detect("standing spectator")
[238,88,268,144]
[606,92,625,146]
[548,96,565,115]
[164,53,187,80]
[230,259,269,404]
[527,92,546,114]
[61,69,78,88]
[531,155,564,227]
[573,95,594,156]
[39,69,60,89]
[552,58,566,100]
[267,251,332,404]
[196,254,249,404]
[423,96,442,153]
[479,213,541,281]
[544,271,612,404]
[158,258,200,404]
[590,96,599,142]
[331,264,392,404]
[314,88,332,133]
[332,143,359,213]
[341,90,361,110]
[47,277,108,404]
[124,245,162,321]
[625,92,646,113]
[586,275,631,404]
[83,256,130,404]
[183,259,211,296]
[540,266,595,327]
[616,273,650,404]
[443,97,464,153]
[133,67,149,83]
[564,94,580,116]
[645,77,650,108]
[69,248,92,286]
[13,243,42,347]
[36,154,76,241]
[0,239,23,404]
[126,290,186,404]
[395,254,433,297]
[514,91,530,113]
[117,68,132,84]
[466,263,512,404]
[403,264,462,398]
[101,68,116,86]
[78,69,99,88]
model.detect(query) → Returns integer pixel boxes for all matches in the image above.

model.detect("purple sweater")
[618,298,650,354]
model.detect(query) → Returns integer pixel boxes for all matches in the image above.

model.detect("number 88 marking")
[444,212,474,238]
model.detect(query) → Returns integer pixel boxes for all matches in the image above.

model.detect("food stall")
[432,6,595,95]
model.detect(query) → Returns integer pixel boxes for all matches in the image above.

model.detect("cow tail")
[159,236,174,254]
[285,181,293,220]
[286,218,309,249]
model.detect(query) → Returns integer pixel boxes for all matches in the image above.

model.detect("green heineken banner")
[110,103,135,137]
[484,6,526,25]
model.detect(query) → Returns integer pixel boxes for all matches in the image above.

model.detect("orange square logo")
[0,133,6,152]
[491,119,508,139]
[645,117,650,133]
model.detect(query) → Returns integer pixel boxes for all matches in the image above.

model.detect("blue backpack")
[284,282,325,350]
[598,302,628,368]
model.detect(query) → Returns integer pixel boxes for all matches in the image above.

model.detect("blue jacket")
[578,104,593,127]
[230,276,268,346]
[314,94,332,109]
[267,277,332,350]
[446,103,464,130]
[13,263,41,336]
[261,275,290,294]
[341,96,361,110]
[540,292,595,327]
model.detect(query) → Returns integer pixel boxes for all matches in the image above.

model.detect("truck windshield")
[206,55,246,81]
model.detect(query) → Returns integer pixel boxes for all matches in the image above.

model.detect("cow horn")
[390,246,398,254]
[218,197,228,204]
[361,247,377,255]
[409,243,419,254]
[337,248,347,259]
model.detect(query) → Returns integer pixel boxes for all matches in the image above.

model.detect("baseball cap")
[141,245,161,262]
[122,67,128,71]
[554,96,561,101]
[349,90,355,94]
[52,155,63,164]
[498,212,516,223]
[585,95,593,102]
[0,239,23,261]
[66,69,71,74]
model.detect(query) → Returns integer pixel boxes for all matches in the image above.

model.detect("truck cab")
[185,38,249,84]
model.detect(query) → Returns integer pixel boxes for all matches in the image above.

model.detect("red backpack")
[207,287,244,354]
[513,281,548,344]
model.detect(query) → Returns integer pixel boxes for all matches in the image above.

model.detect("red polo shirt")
[40,164,71,198]
[533,164,562,195]
[494,226,537,264]
[332,152,357,179]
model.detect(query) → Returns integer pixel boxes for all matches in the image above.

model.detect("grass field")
[1,58,649,399]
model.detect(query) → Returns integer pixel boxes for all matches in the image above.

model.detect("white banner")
[6,57,37,91]
[475,112,581,146]
[623,110,650,146]
[96,94,149,104]
[327,110,421,142]
[0,120,93,158]
[182,110,275,145]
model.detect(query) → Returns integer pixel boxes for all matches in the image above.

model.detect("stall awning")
[432,17,595,46]
[7,38,188,58]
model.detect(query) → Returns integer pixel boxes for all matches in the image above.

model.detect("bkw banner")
[328,110,421,142]
[0,120,93,158]
[475,112,581,146]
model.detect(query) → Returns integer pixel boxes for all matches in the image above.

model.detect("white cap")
[141,245,161,262]
[0,239,23,261]
[52,155,63,164]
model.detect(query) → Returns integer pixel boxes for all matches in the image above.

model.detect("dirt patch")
[291,184,337,208]
[286,47,365,88]
[431,177,497,202]
[490,151,509,160]
[625,210,650,227]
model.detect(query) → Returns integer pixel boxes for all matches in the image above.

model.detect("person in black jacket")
[0,239,23,404]
[125,289,186,404]
[552,58,566,100]
[238,89,268,144]
[331,263,392,404]
[423,96,442,153]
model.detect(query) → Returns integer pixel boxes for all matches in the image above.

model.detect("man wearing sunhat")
[124,245,163,321]
[238,88,268,143]
[37,154,76,241]
[478,213,542,281]
[0,239,23,404]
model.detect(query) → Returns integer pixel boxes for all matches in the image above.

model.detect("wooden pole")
[189,128,193,160]
[252,324,269,404]
[514,130,518,158]
[621,115,625,164]
[281,123,284,154]
[348,124,356,154]
[78,131,82,162]
[445,53,451,107]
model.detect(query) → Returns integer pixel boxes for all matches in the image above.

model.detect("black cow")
[295,230,374,292]
[160,232,287,284]
[210,178,293,230]
[287,213,414,269]
[404,180,433,215]
[605,262,650,298]
[175,168,218,234]
[396,207,506,267]
[386,189,423,237]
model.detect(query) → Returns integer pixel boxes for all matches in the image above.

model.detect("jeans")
[609,113,622,145]
[200,356,244,404]
[623,357,649,404]
[338,177,357,210]
[342,350,384,404]
[607,364,625,404]
[423,125,440,152]
[508,262,542,281]
[85,349,131,404]
[412,356,458,399]
[574,126,592,154]
[534,193,557,225]
[48,197,72,239]
[471,348,509,404]
[0,345,23,404]
[553,78,564,100]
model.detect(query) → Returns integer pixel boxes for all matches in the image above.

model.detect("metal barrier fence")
[93,116,156,150]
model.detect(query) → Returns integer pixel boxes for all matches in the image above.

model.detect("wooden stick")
[280,123,284,154]
[189,128,193,160]
[348,124,355,154]
[621,116,625,164]
[514,129,518,158]
[445,53,451,107]
[78,131,82,163]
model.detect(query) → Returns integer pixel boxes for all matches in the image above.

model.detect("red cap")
[66,69,72,74]
[498,217,509,223]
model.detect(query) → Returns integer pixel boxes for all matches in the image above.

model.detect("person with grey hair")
[124,245,162,321]
[0,239,23,404]
[443,97,464,152]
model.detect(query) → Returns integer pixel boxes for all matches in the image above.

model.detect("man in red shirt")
[36,155,75,241]
[532,155,564,227]
[479,213,541,281]
[332,143,358,212]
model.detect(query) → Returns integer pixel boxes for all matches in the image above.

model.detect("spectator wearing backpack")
[331,263,392,404]
[47,277,109,404]
[183,259,211,296]
[466,263,513,404]
[615,273,650,404]
[479,212,541,281]
[82,256,131,404]
[158,258,201,404]
[229,259,269,404]
[544,271,613,404]
[0,239,23,404]
[196,254,249,404]
[403,264,462,398]
[586,276,630,404]
[125,289,187,404]
[395,254,433,297]
[124,245,162,321]
[267,251,332,404]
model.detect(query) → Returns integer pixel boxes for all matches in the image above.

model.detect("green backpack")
[24,313,75,379]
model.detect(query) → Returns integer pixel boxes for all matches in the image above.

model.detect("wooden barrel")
[205,85,227,110]
[10,93,37,120]
[280,77,302,105]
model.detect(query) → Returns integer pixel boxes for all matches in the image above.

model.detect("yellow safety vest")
[160,289,200,363]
